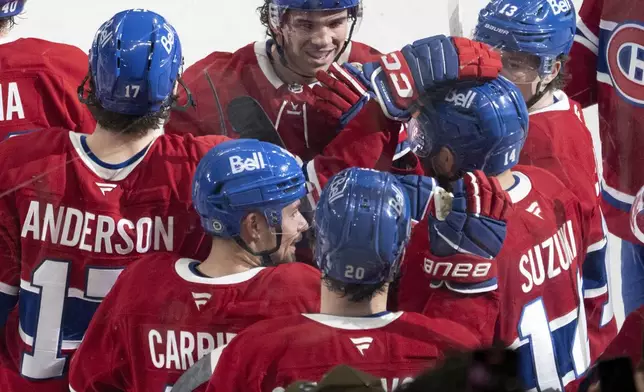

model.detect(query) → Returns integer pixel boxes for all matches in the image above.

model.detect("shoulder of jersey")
[268,262,321,283]
[514,164,573,199]
[397,312,480,349]
[0,128,69,169]
[347,41,383,62]
[182,43,251,80]
[0,38,87,68]
[155,133,229,161]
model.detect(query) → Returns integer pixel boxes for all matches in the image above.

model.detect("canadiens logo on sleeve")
[606,22,644,106]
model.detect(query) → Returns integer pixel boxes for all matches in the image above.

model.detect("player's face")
[498,50,559,104]
[270,199,309,264]
[281,10,350,76]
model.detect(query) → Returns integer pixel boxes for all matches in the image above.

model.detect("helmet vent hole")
[116,39,121,50]
[116,57,121,69]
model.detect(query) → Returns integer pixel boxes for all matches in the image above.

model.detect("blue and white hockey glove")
[363,36,502,122]
[425,171,511,292]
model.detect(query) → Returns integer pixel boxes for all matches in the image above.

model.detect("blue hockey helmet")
[409,77,529,176]
[315,168,411,284]
[86,9,183,116]
[269,0,362,27]
[192,139,307,240]
[473,0,576,76]
[0,0,24,17]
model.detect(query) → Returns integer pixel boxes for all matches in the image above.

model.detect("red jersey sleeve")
[0,170,20,328]
[565,0,603,107]
[0,39,95,141]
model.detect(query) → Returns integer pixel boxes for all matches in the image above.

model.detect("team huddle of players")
[0,0,641,391]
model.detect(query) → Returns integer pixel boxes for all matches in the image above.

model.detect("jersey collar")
[174,258,266,285]
[68,129,162,181]
[529,90,570,116]
[303,312,404,329]
[507,171,532,204]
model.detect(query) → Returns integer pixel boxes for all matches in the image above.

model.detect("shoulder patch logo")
[607,22,644,106]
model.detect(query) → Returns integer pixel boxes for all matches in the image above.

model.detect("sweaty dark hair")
[257,0,272,37]
[322,276,387,303]
[550,54,569,91]
[0,16,16,34]
[80,76,176,137]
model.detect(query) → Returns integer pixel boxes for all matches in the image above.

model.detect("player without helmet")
[257,0,362,80]
[193,139,310,267]
[474,0,576,109]
[78,9,189,137]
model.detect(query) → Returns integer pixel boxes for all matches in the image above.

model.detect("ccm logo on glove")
[381,52,414,99]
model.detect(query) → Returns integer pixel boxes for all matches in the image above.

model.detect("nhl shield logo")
[606,22,644,106]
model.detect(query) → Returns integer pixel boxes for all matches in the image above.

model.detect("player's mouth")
[305,49,335,65]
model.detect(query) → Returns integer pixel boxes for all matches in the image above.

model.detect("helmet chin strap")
[233,229,284,267]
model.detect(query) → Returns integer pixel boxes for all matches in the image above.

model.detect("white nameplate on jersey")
[433,187,454,221]
[445,89,477,109]
[229,152,266,174]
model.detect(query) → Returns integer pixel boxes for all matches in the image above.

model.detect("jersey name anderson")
[20,200,174,254]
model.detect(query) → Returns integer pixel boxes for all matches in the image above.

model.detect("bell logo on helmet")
[160,24,175,55]
[327,170,351,203]
[99,19,115,49]
[445,89,477,109]
[606,22,644,106]
[388,185,405,218]
[546,0,571,16]
[229,152,267,174]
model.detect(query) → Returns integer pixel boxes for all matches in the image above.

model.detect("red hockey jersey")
[0,38,94,142]
[397,165,593,392]
[521,90,616,361]
[205,311,479,392]
[565,0,644,242]
[165,40,404,172]
[69,255,320,392]
[0,129,227,391]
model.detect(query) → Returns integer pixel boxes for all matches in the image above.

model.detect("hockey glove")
[312,62,375,131]
[423,171,511,292]
[428,170,510,259]
[367,35,503,121]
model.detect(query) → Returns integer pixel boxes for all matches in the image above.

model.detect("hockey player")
[204,166,511,392]
[0,9,378,392]
[394,78,598,392]
[0,0,94,141]
[473,0,614,361]
[164,0,500,175]
[69,139,321,392]
[565,0,644,317]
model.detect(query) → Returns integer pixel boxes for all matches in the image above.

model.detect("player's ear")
[240,212,266,244]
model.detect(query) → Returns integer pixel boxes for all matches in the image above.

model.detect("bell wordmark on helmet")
[192,139,306,241]
[474,0,576,76]
[411,77,529,176]
[315,168,411,285]
[80,9,183,116]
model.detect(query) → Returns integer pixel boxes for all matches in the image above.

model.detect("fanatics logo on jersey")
[350,337,373,356]
[526,201,543,219]
[192,292,212,310]
[95,182,117,195]
[606,21,644,106]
